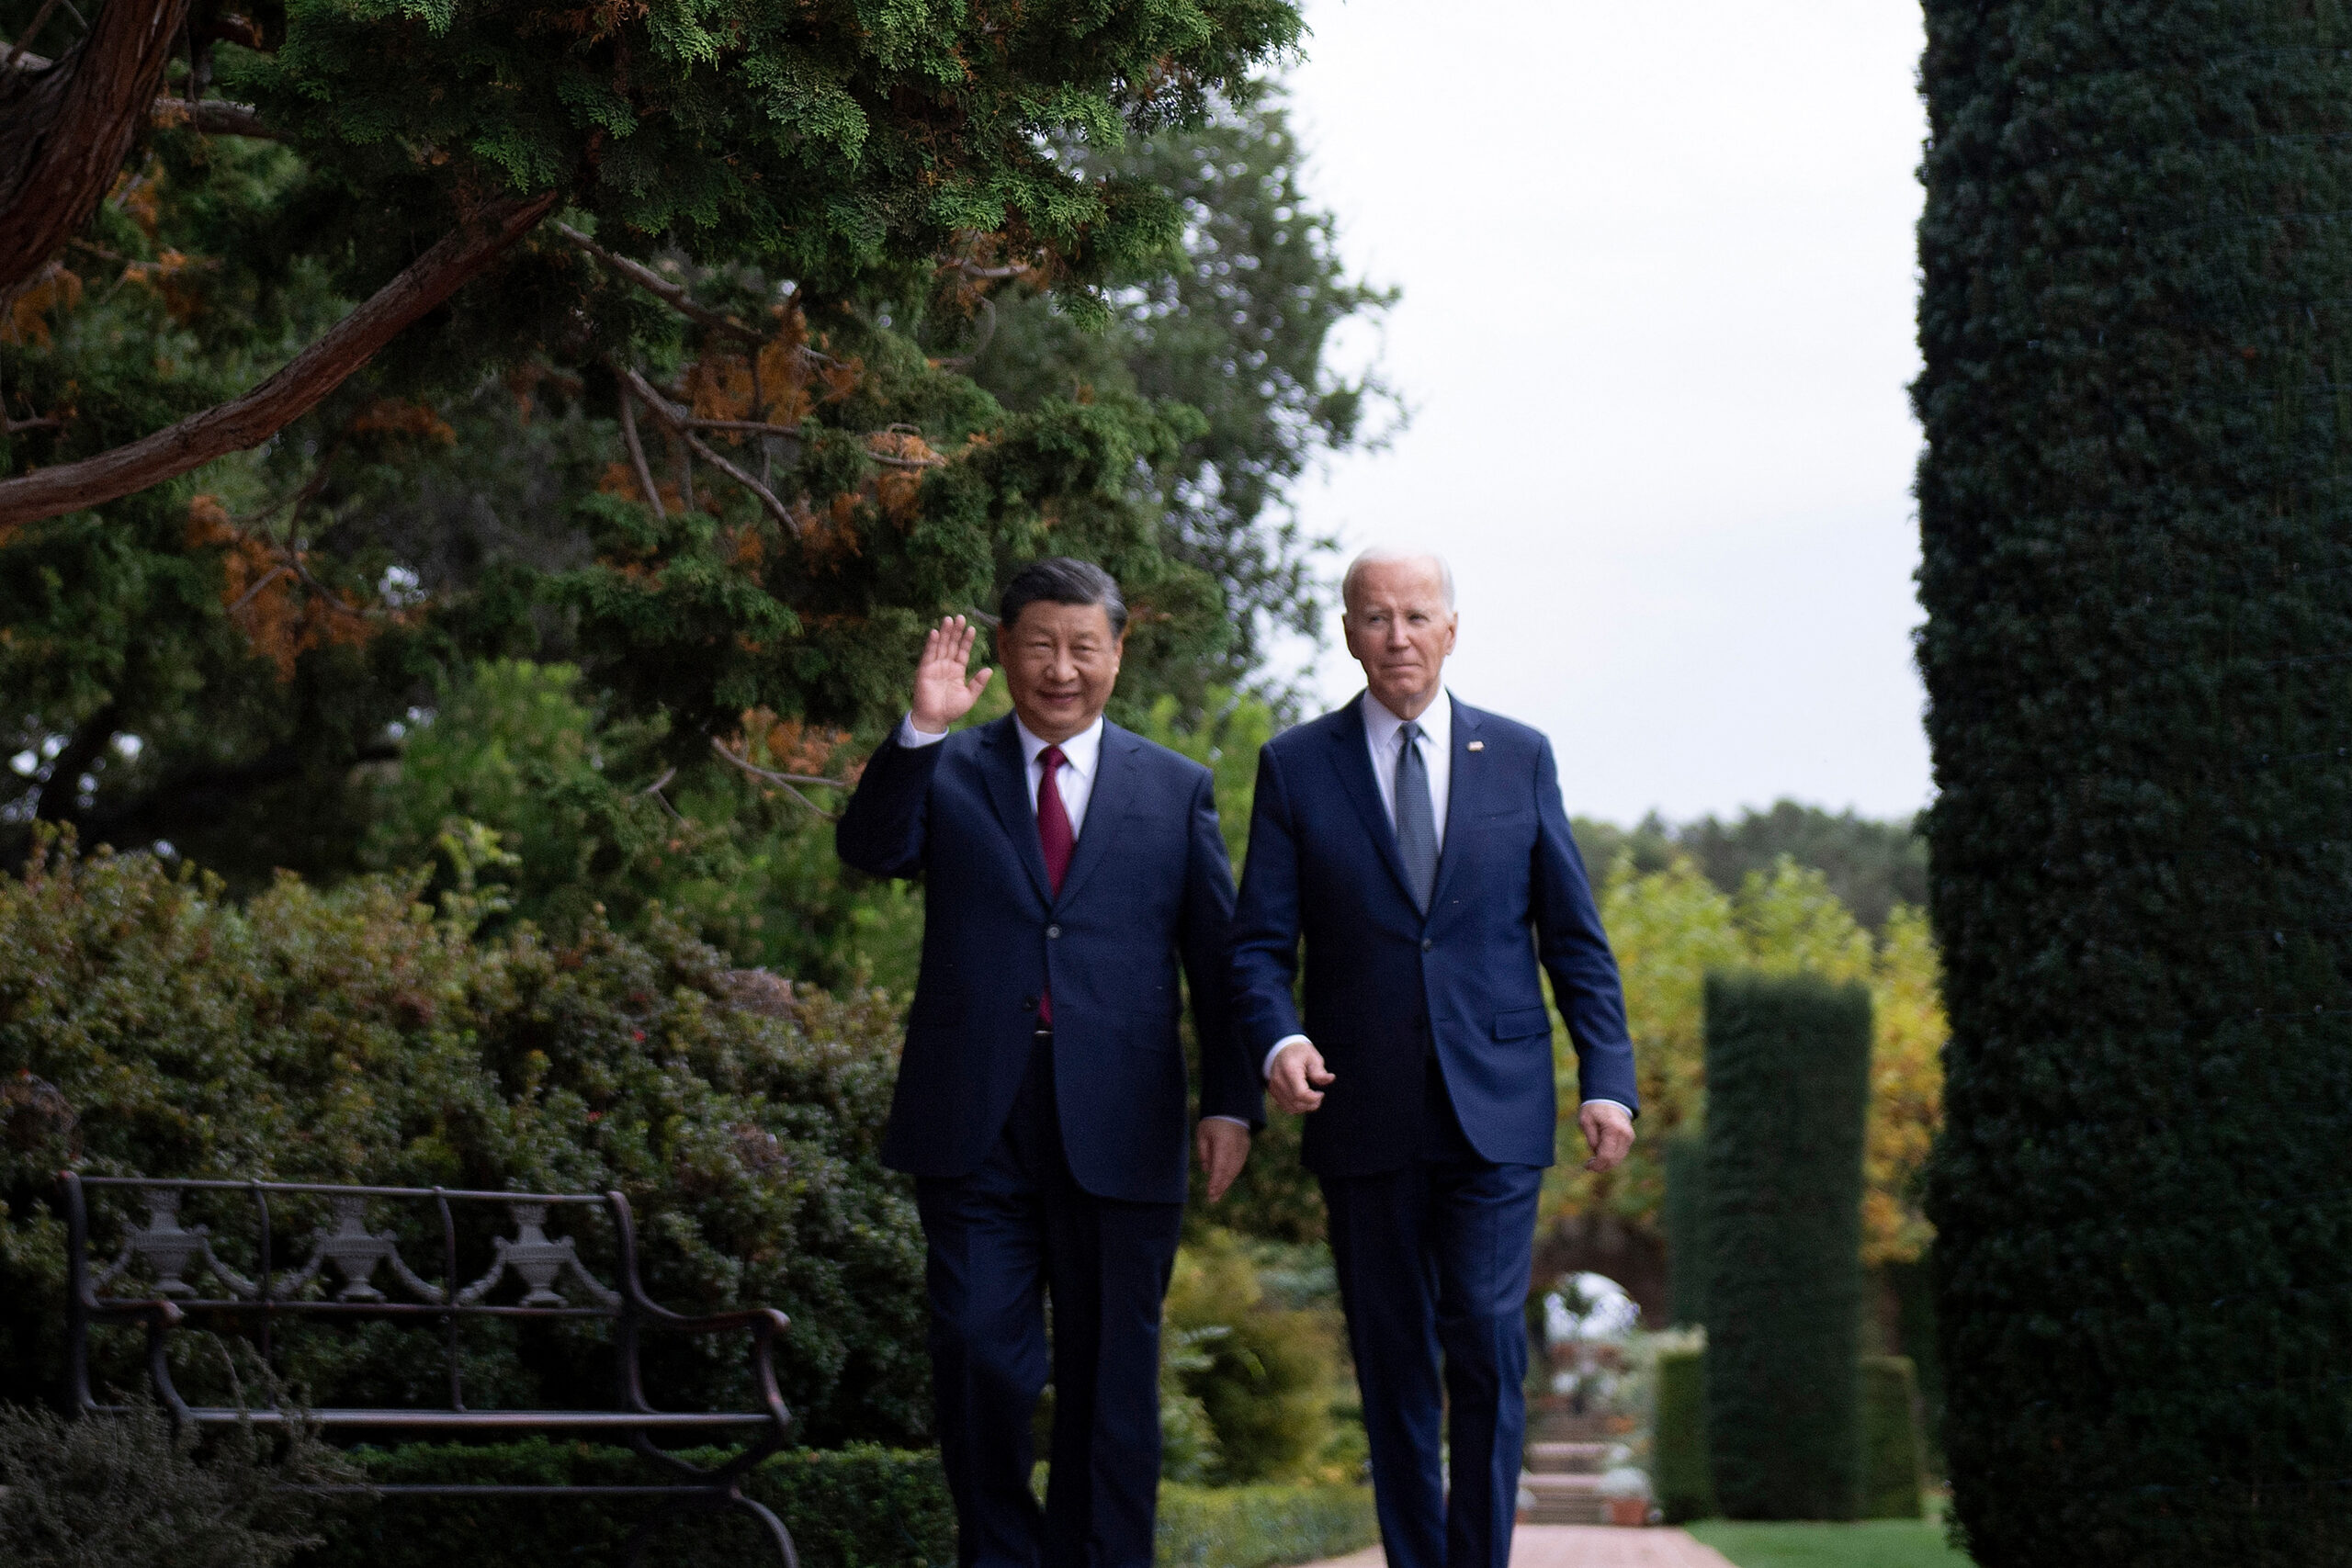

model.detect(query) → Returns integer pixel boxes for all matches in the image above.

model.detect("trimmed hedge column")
[1663,1133,1709,1329]
[1917,4,2352,1561]
[1701,972,1872,1520]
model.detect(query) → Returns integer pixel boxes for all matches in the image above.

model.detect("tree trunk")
[0,190,560,528]
[0,0,195,300]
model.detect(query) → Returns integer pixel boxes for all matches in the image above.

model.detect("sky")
[1273,0,1932,826]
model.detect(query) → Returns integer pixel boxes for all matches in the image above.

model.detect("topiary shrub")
[0,835,927,1446]
[1917,3,2352,1561]
[1652,1346,1713,1524]
[1701,971,1871,1520]
[1857,1356,1923,1521]
[1663,1133,1708,1328]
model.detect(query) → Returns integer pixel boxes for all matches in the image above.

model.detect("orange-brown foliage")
[187,495,395,681]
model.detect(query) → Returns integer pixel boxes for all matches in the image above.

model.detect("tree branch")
[149,96,271,137]
[617,387,665,520]
[556,222,765,346]
[0,190,560,529]
[708,738,842,818]
[0,0,195,299]
[621,366,799,535]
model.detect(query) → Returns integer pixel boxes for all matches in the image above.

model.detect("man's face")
[1342,557,1457,718]
[1001,600,1125,743]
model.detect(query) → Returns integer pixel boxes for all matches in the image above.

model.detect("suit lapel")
[1327,696,1419,908]
[1052,722,1137,909]
[1427,697,1484,913]
[979,716,1054,907]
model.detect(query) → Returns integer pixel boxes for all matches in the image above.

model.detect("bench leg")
[622,1488,797,1568]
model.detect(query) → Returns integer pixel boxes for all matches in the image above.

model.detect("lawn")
[1686,1517,1973,1568]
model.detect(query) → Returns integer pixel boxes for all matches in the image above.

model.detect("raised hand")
[909,615,995,734]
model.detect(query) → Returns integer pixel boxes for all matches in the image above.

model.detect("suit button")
[1421,938,1433,953]
[1022,996,1038,1011]
[1046,925,1061,939]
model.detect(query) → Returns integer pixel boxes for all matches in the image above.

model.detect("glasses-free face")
[1000,600,1125,743]
[1341,557,1456,720]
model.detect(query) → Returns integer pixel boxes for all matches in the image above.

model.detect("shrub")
[1701,972,1871,1520]
[1652,1346,1713,1525]
[1163,1228,1340,1483]
[0,836,927,1446]
[0,1397,355,1568]
[1917,2,2352,1562]
[1858,1357,1924,1521]
[1154,1482,1377,1568]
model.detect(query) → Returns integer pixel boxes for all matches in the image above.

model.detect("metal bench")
[60,1172,797,1566]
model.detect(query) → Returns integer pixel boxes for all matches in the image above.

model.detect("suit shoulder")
[1116,729,1216,789]
[1455,701,1549,758]
[1263,705,1353,761]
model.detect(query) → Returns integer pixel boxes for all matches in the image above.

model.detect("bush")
[0,836,927,1446]
[1163,1229,1340,1483]
[1154,1482,1377,1568]
[0,1397,355,1568]
[1652,1346,1714,1524]
[1702,972,1871,1520]
[311,1441,953,1568]
[1917,3,2352,1562]
[1858,1357,1923,1521]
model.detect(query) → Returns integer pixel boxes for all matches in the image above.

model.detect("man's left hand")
[1196,1119,1251,1201]
[1578,1102,1635,1174]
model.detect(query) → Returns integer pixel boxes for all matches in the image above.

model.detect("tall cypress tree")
[1917,5,2352,1561]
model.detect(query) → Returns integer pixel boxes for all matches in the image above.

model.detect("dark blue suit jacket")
[836,714,1254,1203]
[1230,694,1637,1176]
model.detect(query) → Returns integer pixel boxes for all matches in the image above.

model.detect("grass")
[1686,1516,1974,1568]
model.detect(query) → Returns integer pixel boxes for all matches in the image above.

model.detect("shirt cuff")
[898,713,950,748]
[1262,1034,1311,1081]
[1580,1099,1634,1118]
[1202,1114,1250,1129]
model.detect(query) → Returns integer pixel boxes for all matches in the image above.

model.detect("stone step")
[1519,1472,1610,1526]
[1523,1440,1610,1474]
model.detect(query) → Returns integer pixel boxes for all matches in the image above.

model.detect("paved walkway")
[1304,1526,1737,1568]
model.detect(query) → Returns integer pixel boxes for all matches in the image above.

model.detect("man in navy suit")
[837,558,1259,1568]
[1230,547,1638,1568]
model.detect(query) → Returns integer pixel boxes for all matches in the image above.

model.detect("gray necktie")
[1394,721,1439,913]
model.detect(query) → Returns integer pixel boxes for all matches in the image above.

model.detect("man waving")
[837,558,1257,1568]
[1230,547,1638,1568]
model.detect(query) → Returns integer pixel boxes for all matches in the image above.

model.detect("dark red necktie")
[1036,745,1073,1023]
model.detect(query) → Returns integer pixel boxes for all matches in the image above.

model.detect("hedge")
[1701,972,1871,1521]
[1662,1133,1707,1329]
[1858,1357,1923,1521]
[297,1443,1374,1568]
[1917,2,2352,1560]
[1653,1348,1713,1525]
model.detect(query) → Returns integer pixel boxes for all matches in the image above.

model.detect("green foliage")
[1674,805,1926,937]
[0,833,927,1446]
[1153,1481,1377,1568]
[315,1441,955,1568]
[1915,3,2352,1561]
[1653,1346,1715,1526]
[1686,1516,1975,1568]
[1702,973,1871,1522]
[1163,1228,1340,1484]
[0,1396,356,1568]
[1662,1133,1707,1328]
[1857,1358,1923,1522]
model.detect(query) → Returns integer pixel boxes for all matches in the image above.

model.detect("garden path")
[1304,1524,1738,1568]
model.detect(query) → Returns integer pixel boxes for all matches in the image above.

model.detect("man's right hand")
[1268,1040,1336,1115]
[910,615,995,735]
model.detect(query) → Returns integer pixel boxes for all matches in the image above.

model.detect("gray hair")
[1340,546,1455,611]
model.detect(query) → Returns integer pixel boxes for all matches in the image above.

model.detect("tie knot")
[1398,721,1423,748]
[1040,744,1067,771]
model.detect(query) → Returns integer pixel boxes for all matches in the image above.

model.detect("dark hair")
[998,558,1127,637]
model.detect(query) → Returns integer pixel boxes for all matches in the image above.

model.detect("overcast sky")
[1273,0,1931,826]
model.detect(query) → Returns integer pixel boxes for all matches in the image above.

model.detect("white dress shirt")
[1263,690,1633,1123]
[899,710,1102,832]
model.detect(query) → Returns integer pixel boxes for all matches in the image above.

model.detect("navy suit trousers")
[1321,1071,1543,1568]
[916,1032,1183,1568]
